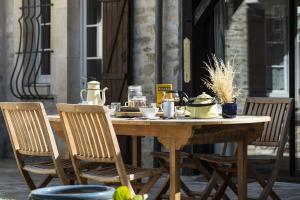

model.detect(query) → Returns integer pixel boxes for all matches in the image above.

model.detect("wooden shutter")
[102,0,130,104]
[248,7,267,96]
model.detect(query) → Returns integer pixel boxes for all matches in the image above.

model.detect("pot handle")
[80,89,87,102]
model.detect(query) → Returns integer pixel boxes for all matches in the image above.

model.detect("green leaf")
[113,186,131,200]
[132,195,144,200]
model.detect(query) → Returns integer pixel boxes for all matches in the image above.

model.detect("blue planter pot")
[222,103,237,118]
[28,185,115,200]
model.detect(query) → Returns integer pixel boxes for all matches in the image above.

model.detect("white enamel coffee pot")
[80,81,108,105]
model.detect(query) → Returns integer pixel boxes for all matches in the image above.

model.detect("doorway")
[182,0,297,176]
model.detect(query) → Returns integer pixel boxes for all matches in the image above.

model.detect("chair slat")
[78,113,92,157]
[98,113,113,158]
[18,110,34,152]
[24,110,39,152]
[244,98,293,146]
[245,103,254,115]
[270,104,282,142]
[90,113,105,158]
[69,113,85,156]
[256,104,264,116]
[251,103,259,115]
[33,110,50,153]
[9,111,25,150]
[94,113,109,158]
[32,110,48,152]
[86,113,101,158]
[273,104,287,142]
[82,113,96,158]
[263,104,278,143]
[260,103,275,143]
[28,110,43,152]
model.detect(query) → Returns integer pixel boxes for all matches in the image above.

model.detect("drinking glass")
[111,102,121,112]
[175,106,186,119]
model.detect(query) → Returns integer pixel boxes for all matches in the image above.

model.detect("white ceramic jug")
[80,81,108,105]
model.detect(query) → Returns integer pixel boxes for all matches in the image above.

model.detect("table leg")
[132,136,141,167]
[169,138,180,200]
[237,139,247,200]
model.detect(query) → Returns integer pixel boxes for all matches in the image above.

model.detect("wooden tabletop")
[48,114,270,125]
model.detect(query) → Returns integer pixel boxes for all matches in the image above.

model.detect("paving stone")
[0,159,300,200]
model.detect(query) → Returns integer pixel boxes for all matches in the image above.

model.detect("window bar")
[33,0,52,99]
[19,3,53,9]
[22,0,37,98]
[10,0,25,99]
[15,0,30,98]
[15,50,53,54]
[28,0,43,99]
[10,0,53,99]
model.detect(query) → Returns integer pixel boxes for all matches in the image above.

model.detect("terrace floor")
[0,159,300,200]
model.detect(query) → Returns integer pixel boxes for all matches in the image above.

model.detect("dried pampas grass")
[202,55,240,104]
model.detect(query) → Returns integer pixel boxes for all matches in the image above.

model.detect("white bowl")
[139,107,159,118]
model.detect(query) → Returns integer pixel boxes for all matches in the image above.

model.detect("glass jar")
[128,96,147,108]
[128,85,142,102]
[127,85,143,107]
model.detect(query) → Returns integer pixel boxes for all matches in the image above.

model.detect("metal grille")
[10,0,53,99]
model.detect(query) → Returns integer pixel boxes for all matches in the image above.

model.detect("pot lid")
[88,81,100,85]
[196,92,212,99]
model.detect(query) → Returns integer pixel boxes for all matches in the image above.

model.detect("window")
[80,0,103,88]
[36,0,52,83]
[265,4,289,97]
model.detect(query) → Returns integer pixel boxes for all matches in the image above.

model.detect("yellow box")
[156,84,173,107]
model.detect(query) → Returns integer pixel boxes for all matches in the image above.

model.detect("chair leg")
[38,175,53,188]
[199,171,218,200]
[213,181,228,200]
[210,163,237,196]
[212,172,234,200]
[194,159,230,200]
[138,174,161,195]
[154,175,170,200]
[248,165,280,200]
[180,179,193,196]
[20,169,37,190]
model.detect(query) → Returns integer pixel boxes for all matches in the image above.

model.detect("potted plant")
[113,186,147,200]
[202,55,240,118]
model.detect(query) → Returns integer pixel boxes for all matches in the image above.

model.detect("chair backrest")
[57,104,122,164]
[243,97,293,147]
[0,102,59,157]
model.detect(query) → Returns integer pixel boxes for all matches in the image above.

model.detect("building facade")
[0,0,181,166]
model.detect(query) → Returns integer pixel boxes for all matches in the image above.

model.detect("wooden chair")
[0,102,74,190]
[152,145,230,199]
[57,103,163,196]
[199,97,293,200]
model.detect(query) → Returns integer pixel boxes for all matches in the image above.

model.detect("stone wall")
[132,0,180,167]
[224,1,249,113]
[67,0,81,104]
[0,0,14,158]
[51,0,68,103]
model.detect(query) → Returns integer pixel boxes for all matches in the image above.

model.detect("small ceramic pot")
[28,185,115,200]
[222,102,237,118]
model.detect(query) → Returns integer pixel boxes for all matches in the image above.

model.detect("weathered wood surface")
[48,114,269,200]
[0,102,70,190]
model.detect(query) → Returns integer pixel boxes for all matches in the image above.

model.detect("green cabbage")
[112,187,147,200]
[113,186,131,200]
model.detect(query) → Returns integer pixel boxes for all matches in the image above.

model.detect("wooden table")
[48,115,270,200]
